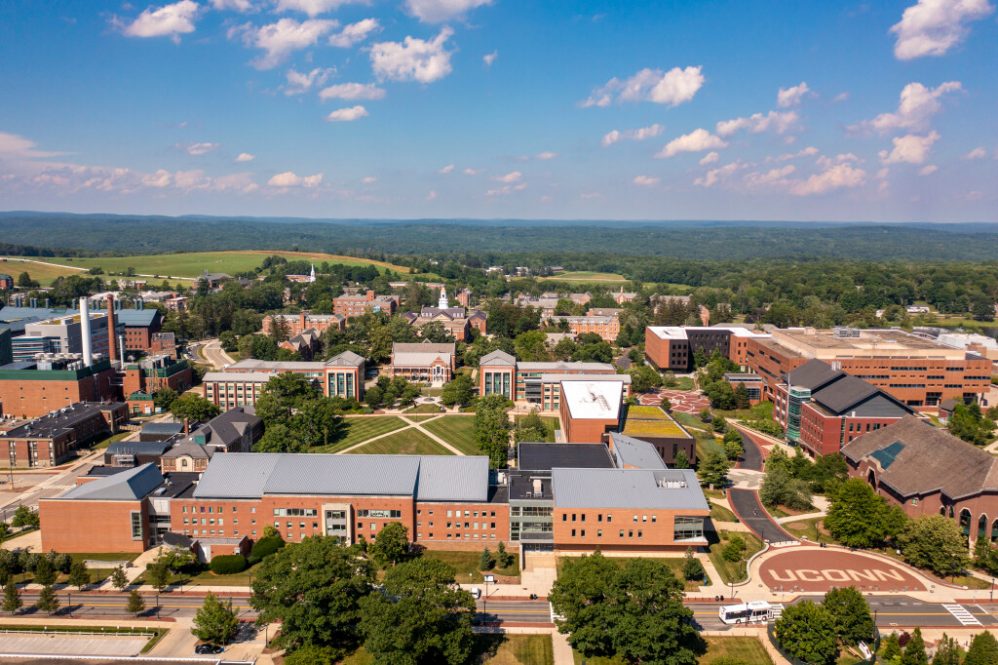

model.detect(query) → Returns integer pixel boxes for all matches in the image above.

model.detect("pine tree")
[901,627,928,665]
[2,581,21,614]
[478,548,494,571]
[965,631,998,665]
[68,560,90,590]
[36,584,59,614]
[110,565,128,591]
[496,541,514,568]
[127,589,146,616]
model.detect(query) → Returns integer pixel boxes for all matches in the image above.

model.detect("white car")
[470,587,482,599]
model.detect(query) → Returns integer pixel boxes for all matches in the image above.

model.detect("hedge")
[210,554,248,575]
[248,535,285,564]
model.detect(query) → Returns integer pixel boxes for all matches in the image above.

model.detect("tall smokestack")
[79,297,93,366]
[106,294,117,366]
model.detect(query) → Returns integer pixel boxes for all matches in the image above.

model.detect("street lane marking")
[942,604,982,626]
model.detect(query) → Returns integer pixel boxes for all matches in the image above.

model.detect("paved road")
[728,488,796,544]
[0,455,99,514]
[199,339,232,370]
[477,598,552,624]
[735,428,763,471]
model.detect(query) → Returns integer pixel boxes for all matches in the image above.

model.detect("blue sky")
[0,0,996,221]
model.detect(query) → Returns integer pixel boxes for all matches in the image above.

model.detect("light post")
[991,577,995,603]
[484,574,494,618]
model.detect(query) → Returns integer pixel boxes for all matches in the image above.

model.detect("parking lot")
[0,633,150,657]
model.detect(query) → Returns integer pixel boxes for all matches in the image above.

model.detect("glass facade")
[785,387,811,443]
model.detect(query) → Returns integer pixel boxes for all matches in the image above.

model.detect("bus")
[718,601,772,625]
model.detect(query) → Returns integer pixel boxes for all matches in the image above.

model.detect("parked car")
[195,644,224,655]
[470,587,482,599]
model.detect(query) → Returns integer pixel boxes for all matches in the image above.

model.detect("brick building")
[0,357,118,419]
[744,327,992,410]
[217,352,366,403]
[389,342,455,384]
[1,401,127,467]
[645,325,770,372]
[559,379,624,443]
[333,290,399,319]
[263,311,345,338]
[478,350,623,411]
[843,416,998,545]
[549,314,620,342]
[619,406,696,465]
[774,359,914,457]
[122,355,194,399]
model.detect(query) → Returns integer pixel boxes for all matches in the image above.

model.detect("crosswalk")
[769,603,785,621]
[943,603,983,626]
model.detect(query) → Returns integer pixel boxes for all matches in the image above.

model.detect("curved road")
[728,428,796,544]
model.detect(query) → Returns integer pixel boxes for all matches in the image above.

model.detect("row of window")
[561,513,658,524]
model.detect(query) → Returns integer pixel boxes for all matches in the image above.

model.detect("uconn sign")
[766,568,907,583]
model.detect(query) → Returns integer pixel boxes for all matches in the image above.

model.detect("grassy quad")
[540,271,628,283]
[343,634,552,665]
[572,637,773,664]
[421,416,481,455]
[353,428,452,455]
[424,550,521,584]
[312,416,408,453]
[708,530,764,585]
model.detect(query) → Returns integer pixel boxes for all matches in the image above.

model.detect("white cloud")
[495,171,523,183]
[186,142,220,156]
[120,0,198,42]
[405,0,492,23]
[284,67,335,95]
[274,0,358,17]
[833,92,850,103]
[326,105,368,122]
[243,18,336,69]
[695,162,743,188]
[878,131,940,164]
[583,66,704,108]
[743,164,797,188]
[535,151,557,161]
[891,0,994,60]
[329,18,380,47]
[777,82,811,108]
[0,131,64,159]
[771,146,819,162]
[235,152,255,162]
[268,170,323,187]
[601,123,663,147]
[655,129,727,159]
[632,175,659,187]
[318,82,386,100]
[486,182,527,197]
[919,164,939,175]
[426,189,438,201]
[483,50,498,67]
[699,152,719,166]
[860,81,961,133]
[463,167,479,176]
[371,27,454,83]
[791,163,866,196]
[964,146,988,159]
[716,110,798,137]
[143,169,173,188]
[361,176,377,184]
[439,164,455,174]
[212,0,255,11]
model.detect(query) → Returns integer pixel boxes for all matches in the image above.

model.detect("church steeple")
[308,264,315,283]
[438,286,449,309]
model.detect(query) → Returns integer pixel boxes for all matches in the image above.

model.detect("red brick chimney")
[106,294,118,363]
[366,290,375,300]
[299,311,307,334]
[183,417,190,435]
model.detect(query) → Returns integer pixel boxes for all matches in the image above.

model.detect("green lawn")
[341,635,551,665]
[672,412,724,458]
[353,428,452,455]
[187,562,261,587]
[46,250,409,279]
[708,530,764,584]
[0,256,83,285]
[710,503,738,523]
[422,416,481,455]
[573,636,772,665]
[542,271,627,283]
[424,550,520,583]
[312,416,407,453]
[558,556,704,591]
[664,376,696,391]
[404,403,445,414]
[513,415,559,442]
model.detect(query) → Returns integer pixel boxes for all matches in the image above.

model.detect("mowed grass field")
[353,428,451,455]
[572,637,772,664]
[313,416,407,453]
[541,271,627,283]
[421,416,480,455]
[0,256,85,285]
[45,250,410,279]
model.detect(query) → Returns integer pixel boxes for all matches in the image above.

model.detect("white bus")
[718,601,772,625]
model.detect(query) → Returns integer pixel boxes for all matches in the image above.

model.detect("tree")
[11,505,39,529]
[550,553,704,664]
[733,383,751,409]
[721,535,746,562]
[760,466,813,511]
[774,601,838,665]
[440,374,475,408]
[284,645,341,665]
[697,452,730,488]
[33,556,56,586]
[36,584,59,614]
[2,580,20,614]
[192,592,240,645]
[473,394,512,469]
[673,449,690,469]
[513,330,551,362]
[370,522,411,568]
[660,397,673,412]
[360,557,476,665]
[479,548,494,571]
[932,634,965,665]
[882,633,902,663]
[496,541,513,569]
[682,548,705,582]
[251,536,373,655]
[110,565,128,591]
[825,478,906,548]
[152,387,178,412]
[965,632,998,665]
[127,589,146,616]
[68,560,90,590]
[514,410,548,443]
[254,422,309,453]
[901,628,928,665]
[628,365,663,393]
[948,403,996,446]
[146,559,171,592]
[823,587,874,646]
[255,372,320,425]
[899,516,969,577]
[170,393,220,424]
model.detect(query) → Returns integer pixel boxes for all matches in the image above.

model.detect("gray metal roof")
[787,358,842,390]
[57,463,164,501]
[192,453,488,502]
[551,468,708,510]
[327,350,366,367]
[517,361,615,372]
[479,350,516,366]
[517,443,614,471]
[608,433,667,470]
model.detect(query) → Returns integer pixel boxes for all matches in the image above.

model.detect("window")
[673,517,704,541]
[130,512,142,540]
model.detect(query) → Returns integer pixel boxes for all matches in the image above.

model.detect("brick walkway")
[638,388,710,414]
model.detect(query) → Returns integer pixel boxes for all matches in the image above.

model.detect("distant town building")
[206,353,366,406]
[478,350,623,411]
[389,342,455,384]
[263,311,345,338]
[333,290,400,319]
[0,402,127,467]
[549,314,621,342]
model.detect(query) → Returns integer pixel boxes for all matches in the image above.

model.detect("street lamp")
[991,577,995,603]
[483,574,495,618]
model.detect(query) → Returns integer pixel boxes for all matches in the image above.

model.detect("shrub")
[210,554,248,575]
[721,535,747,562]
[248,535,285,564]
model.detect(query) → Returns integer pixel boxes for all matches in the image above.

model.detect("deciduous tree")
[899,516,969,577]
[774,601,838,665]
[370,522,411,568]
[192,592,240,645]
[822,587,874,646]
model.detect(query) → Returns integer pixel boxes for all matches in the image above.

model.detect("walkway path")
[335,414,467,456]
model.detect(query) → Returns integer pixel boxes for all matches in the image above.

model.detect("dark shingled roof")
[517,443,614,471]
[787,358,843,390]
[788,359,913,419]
[843,415,998,500]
